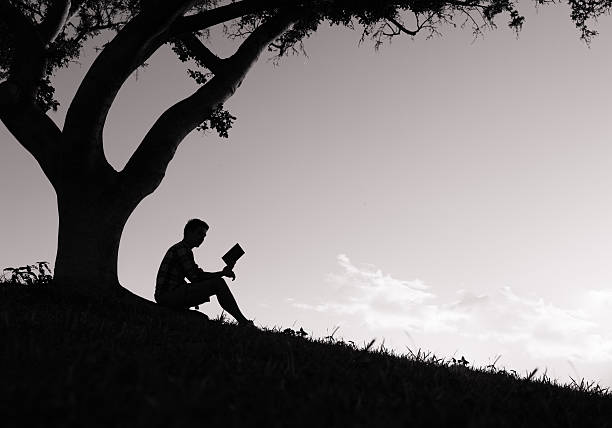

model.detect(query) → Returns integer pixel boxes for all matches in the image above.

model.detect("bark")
[169,0,289,36]
[0,81,62,185]
[62,1,194,168]
[54,200,126,294]
[52,171,141,296]
[38,0,72,46]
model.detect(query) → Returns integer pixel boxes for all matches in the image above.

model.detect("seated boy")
[155,218,252,326]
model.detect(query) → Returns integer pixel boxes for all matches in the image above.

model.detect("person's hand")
[222,265,236,281]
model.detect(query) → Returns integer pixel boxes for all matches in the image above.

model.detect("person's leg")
[190,278,250,324]
[156,284,202,310]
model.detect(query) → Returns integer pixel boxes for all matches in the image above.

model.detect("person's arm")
[177,246,233,281]
[200,265,235,281]
[176,246,217,282]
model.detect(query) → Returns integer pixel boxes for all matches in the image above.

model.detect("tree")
[0,0,524,300]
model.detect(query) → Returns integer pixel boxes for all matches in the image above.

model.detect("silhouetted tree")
[0,0,524,300]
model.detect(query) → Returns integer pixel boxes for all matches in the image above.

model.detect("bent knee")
[209,277,228,293]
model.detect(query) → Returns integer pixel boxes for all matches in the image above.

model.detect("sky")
[2,2,612,389]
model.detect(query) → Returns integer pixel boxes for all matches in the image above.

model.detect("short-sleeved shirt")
[155,241,209,300]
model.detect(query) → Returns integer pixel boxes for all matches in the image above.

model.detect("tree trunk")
[52,176,138,299]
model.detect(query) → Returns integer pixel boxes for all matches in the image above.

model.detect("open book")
[222,243,245,267]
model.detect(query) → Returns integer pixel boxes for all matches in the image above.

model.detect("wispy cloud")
[293,254,612,363]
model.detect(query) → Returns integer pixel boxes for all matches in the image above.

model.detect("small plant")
[452,356,470,367]
[1,261,53,285]
[283,327,308,338]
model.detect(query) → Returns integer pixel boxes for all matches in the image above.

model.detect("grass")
[1,279,611,427]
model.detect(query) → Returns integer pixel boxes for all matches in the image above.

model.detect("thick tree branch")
[169,0,288,35]
[447,0,486,7]
[0,81,62,185]
[385,17,418,36]
[122,11,296,197]
[67,0,86,18]
[169,0,485,36]
[70,21,127,44]
[38,0,71,46]
[62,1,195,170]
[178,34,225,75]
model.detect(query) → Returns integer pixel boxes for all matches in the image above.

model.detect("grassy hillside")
[1,281,611,427]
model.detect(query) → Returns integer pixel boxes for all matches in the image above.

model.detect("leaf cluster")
[247,0,525,56]
[567,0,612,42]
[196,104,237,138]
[1,0,142,110]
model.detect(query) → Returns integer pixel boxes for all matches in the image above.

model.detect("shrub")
[1,261,53,286]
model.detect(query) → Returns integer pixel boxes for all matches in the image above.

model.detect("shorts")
[155,278,221,309]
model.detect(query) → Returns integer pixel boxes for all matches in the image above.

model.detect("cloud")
[327,253,435,305]
[293,254,612,363]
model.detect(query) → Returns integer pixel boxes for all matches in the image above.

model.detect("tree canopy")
[0,0,527,114]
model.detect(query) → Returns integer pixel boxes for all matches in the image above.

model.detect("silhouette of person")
[155,218,252,326]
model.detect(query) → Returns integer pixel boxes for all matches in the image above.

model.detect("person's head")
[183,218,209,248]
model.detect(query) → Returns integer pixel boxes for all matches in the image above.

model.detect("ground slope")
[1,284,611,427]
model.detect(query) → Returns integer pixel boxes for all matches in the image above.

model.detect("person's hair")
[184,218,209,235]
